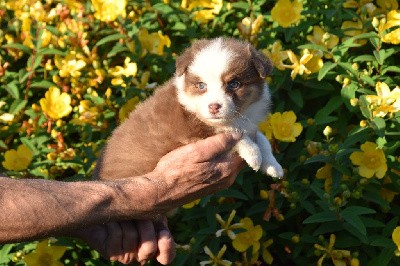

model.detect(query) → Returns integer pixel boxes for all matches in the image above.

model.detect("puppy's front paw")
[263,162,284,178]
[236,143,262,172]
[245,154,262,172]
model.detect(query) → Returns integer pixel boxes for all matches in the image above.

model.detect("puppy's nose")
[208,103,222,115]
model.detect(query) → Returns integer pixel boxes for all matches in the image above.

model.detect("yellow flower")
[286,50,313,80]
[24,240,67,266]
[263,41,288,71]
[261,239,274,265]
[315,234,352,266]
[350,141,387,179]
[71,100,100,125]
[66,0,85,14]
[306,26,339,50]
[118,96,141,122]
[2,144,33,171]
[182,199,201,209]
[377,0,398,12]
[380,176,398,203]
[215,210,243,239]
[232,217,263,253]
[366,82,400,117]
[304,50,324,74]
[269,111,303,142]
[238,15,263,37]
[40,87,72,120]
[381,10,400,45]
[109,57,137,78]
[54,52,86,78]
[271,0,303,28]
[182,0,223,24]
[200,245,232,266]
[316,163,333,192]
[393,226,400,253]
[91,0,126,22]
[341,19,367,45]
[138,29,171,56]
[109,57,138,87]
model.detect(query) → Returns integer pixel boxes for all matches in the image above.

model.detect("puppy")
[94,37,283,181]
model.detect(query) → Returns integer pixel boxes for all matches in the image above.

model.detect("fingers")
[154,217,176,265]
[136,220,158,264]
[105,222,124,262]
[120,221,138,264]
[104,221,139,264]
[189,133,242,162]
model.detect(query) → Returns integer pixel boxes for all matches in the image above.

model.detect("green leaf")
[32,54,43,71]
[288,89,303,108]
[37,48,66,56]
[368,248,395,266]
[0,244,13,264]
[353,55,376,62]
[95,33,126,47]
[372,117,386,137]
[303,211,338,224]
[20,137,39,156]
[30,80,55,89]
[342,212,367,235]
[152,3,175,14]
[216,189,248,200]
[9,99,27,114]
[318,62,337,81]
[358,95,372,120]
[382,66,400,75]
[373,50,384,65]
[5,82,20,99]
[298,43,328,53]
[338,62,357,76]
[2,43,32,54]
[370,237,395,248]
[305,154,331,164]
[0,140,7,149]
[314,96,342,125]
[341,206,376,216]
[359,74,375,86]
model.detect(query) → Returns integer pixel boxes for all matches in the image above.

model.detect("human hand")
[147,132,244,213]
[73,216,175,265]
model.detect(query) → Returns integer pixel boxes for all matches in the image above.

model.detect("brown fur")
[94,81,214,179]
[94,38,272,180]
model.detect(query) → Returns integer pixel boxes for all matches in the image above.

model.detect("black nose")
[208,103,222,114]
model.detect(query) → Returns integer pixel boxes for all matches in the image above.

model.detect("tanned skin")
[0,133,243,264]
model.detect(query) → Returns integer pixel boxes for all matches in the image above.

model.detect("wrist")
[109,174,163,220]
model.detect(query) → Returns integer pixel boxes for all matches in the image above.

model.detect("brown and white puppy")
[94,37,283,181]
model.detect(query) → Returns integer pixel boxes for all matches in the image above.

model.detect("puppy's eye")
[196,82,207,90]
[227,80,240,90]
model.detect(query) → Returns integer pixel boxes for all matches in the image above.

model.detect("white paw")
[263,161,284,178]
[244,153,262,172]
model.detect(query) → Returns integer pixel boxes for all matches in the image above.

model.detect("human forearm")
[0,176,155,243]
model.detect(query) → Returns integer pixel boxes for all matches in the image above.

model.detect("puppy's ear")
[175,48,193,76]
[249,45,273,79]
[175,39,211,76]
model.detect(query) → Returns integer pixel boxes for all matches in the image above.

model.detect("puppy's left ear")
[176,48,193,76]
[249,45,273,79]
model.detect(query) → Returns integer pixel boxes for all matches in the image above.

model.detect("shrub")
[1,0,400,265]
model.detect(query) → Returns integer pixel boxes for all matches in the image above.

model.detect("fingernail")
[158,229,172,239]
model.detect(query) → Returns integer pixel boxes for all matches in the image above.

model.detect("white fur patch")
[176,38,237,125]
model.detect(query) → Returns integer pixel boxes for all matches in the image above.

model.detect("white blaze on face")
[176,38,236,125]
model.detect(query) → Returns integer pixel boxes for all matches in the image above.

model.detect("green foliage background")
[1,0,400,265]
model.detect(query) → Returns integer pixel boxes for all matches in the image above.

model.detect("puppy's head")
[175,37,272,126]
